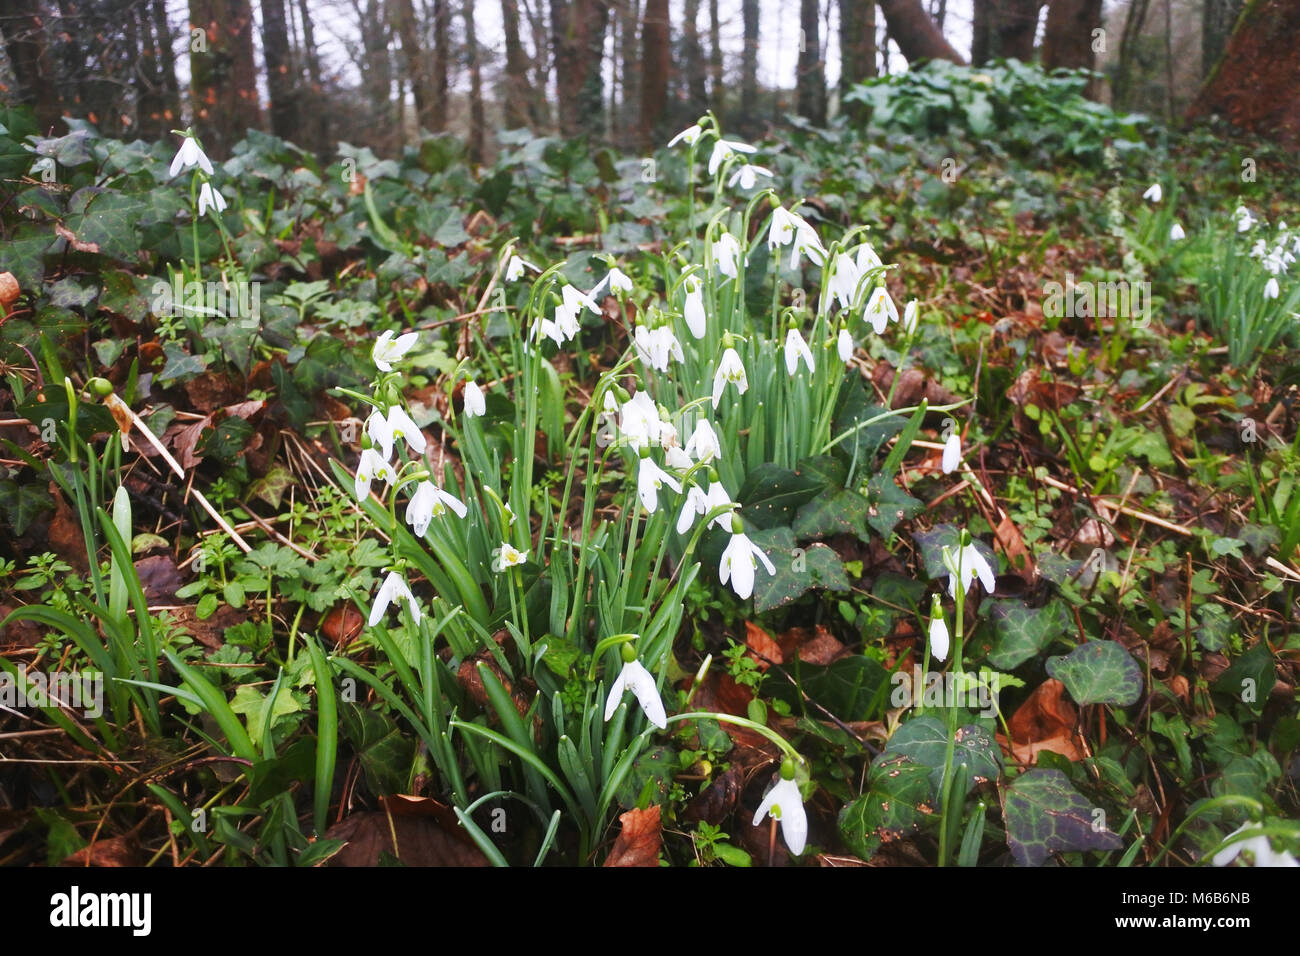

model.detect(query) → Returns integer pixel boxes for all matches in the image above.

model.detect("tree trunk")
[261,0,297,140]
[428,0,450,131]
[683,0,707,110]
[1202,0,1245,78]
[619,0,640,145]
[740,0,759,129]
[189,0,262,155]
[796,0,826,123]
[295,0,327,150]
[971,0,1039,64]
[1042,0,1103,93]
[1187,0,1300,150]
[709,0,723,104]
[577,0,609,136]
[501,0,534,126]
[877,0,965,64]
[639,0,669,149]
[5,2,59,131]
[463,0,487,158]
[840,0,877,88]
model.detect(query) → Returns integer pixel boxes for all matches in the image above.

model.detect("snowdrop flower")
[591,267,634,297]
[505,254,539,282]
[354,447,396,501]
[620,390,662,450]
[902,299,919,335]
[1141,183,1162,203]
[373,329,418,372]
[728,163,773,191]
[864,286,899,335]
[1210,823,1299,867]
[928,594,950,662]
[637,455,682,513]
[785,217,827,270]
[827,254,861,311]
[532,317,565,349]
[1169,222,1185,241]
[720,529,776,600]
[665,445,693,470]
[684,419,721,462]
[369,571,421,627]
[683,275,707,339]
[707,138,757,177]
[634,325,679,372]
[667,124,703,148]
[677,481,734,534]
[492,543,528,572]
[385,405,426,457]
[837,328,854,364]
[169,132,214,178]
[366,408,395,461]
[406,481,468,537]
[855,242,884,273]
[556,283,601,339]
[784,327,814,376]
[1264,277,1280,300]
[767,207,803,251]
[942,537,997,600]
[1250,239,1268,258]
[942,430,962,474]
[464,381,486,418]
[1235,205,1257,232]
[604,647,667,729]
[712,347,748,408]
[198,181,226,217]
[753,762,807,856]
[712,232,742,279]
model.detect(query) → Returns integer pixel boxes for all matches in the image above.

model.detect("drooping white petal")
[1142,183,1162,203]
[942,432,961,474]
[929,613,950,662]
[667,124,702,148]
[373,329,419,371]
[407,481,437,537]
[366,409,394,462]
[712,348,748,408]
[1169,222,1185,241]
[712,233,742,279]
[752,777,807,856]
[464,381,486,417]
[837,328,854,364]
[625,659,667,729]
[637,457,682,513]
[784,327,814,376]
[386,405,426,456]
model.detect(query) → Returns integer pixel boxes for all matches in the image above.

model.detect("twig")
[105,393,252,553]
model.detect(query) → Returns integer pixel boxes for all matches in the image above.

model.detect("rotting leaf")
[604,806,662,867]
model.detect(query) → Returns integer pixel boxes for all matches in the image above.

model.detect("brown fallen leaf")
[62,834,140,867]
[54,222,100,254]
[325,809,491,867]
[744,620,783,671]
[604,806,662,867]
[997,678,1084,765]
[322,603,365,647]
[135,554,183,603]
[0,271,19,316]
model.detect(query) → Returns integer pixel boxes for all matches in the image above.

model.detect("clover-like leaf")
[1003,768,1122,866]
[1045,641,1142,707]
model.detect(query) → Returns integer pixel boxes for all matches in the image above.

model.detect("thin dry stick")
[1039,473,1300,583]
[105,393,252,553]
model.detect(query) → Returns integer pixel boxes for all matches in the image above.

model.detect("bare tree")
[683,0,707,110]
[1042,0,1103,95]
[640,0,669,148]
[740,0,759,129]
[796,0,826,123]
[464,0,486,159]
[261,0,298,140]
[971,0,1039,64]
[190,0,262,154]
[878,0,965,64]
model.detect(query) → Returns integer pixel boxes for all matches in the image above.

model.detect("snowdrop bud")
[1169,222,1185,241]
[620,642,638,663]
[730,515,744,534]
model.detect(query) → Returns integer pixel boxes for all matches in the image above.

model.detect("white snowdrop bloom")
[354,447,396,501]
[169,133,214,178]
[505,254,540,282]
[863,286,899,335]
[406,481,467,537]
[683,275,707,339]
[667,124,703,148]
[492,543,528,572]
[712,232,742,279]
[385,405,426,457]
[827,253,861,311]
[197,181,227,216]
[1169,222,1185,241]
[719,531,776,600]
[1142,183,1162,203]
[837,328,854,364]
[637,456,682,513]
[784,327,815,376]
[943,540,997,600]
[604,656,667,729]
[464,381,487,418]
[369,571,420,627]
[1264,277,1280,300]
[711,347,748,408]
[707,138,757,177]
[728,163,773,191]
[942,431,962,475]
[752,772,807,856]
[684,419,722,462]
[373,329,418,372]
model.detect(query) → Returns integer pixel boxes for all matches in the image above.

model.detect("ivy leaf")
[884,715,1002,796]
[865,473,923,537]
[738,464,822,530]
[64,187,147,262]
[1195,604,1233,652]
[1003,768,1122,866]
[0,479,53,535]
[831,377,902,464]
[838,754,936,861]
[1046,641,1143,707]
[985,599,1070,670]
[157,342,209,384]
[1212,643,1275,715]
[792,487,872,543]
[768,655,890,722]
[749,525,849,613]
